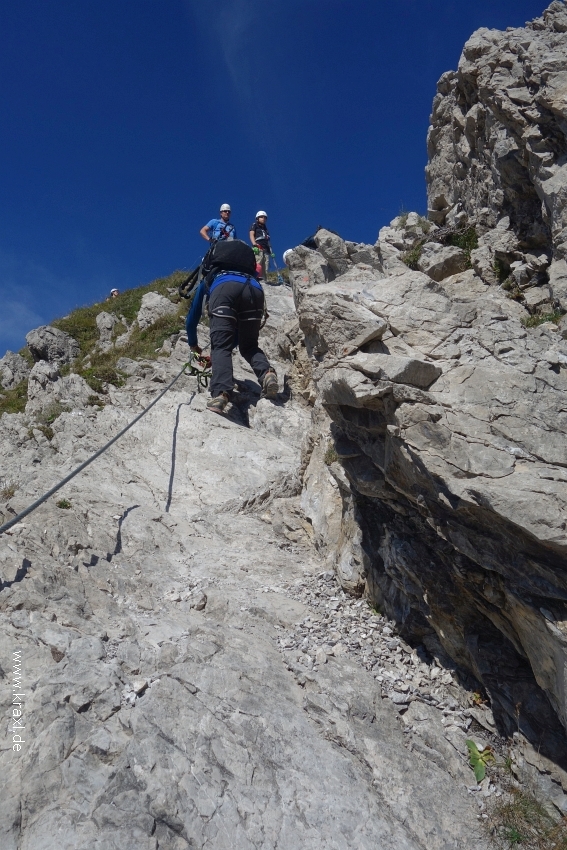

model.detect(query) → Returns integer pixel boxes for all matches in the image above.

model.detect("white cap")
[256,210,267,218]
[110,288,119,294]
[283,250,293,266]
[220,203,231,212]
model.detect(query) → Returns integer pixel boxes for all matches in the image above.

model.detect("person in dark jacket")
[186,240,278,414]
[249,211,272,281]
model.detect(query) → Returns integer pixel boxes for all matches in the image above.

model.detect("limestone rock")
[0,351,30,389]
[548,259,567,310]
[348,351,442,388]
[95,311,118,351]
[284,245,334,301]
[522,284,552,312]
[314,228,352,276]
[25,360,94,415]
[292,222,567,769]
[0,300,490,848]
[300,412,343,562]
[136,292,178,330]
[418,242,466,281]
[25,325,80,365]
[347,243,384,271]
[426,2,567,262]
[293,277,387,359]
[4,7,567,843]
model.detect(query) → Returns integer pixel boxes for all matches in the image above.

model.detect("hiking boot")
[207,392,229,414]
[262,370,278,399]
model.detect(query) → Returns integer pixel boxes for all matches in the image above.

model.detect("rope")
[0,362,191,536]
[268,254,286,286]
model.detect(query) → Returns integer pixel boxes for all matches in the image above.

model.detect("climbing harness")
[0,363,192,536]
[185,350,212,392]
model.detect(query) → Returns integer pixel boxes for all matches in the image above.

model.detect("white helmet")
[256,210,267,218]
[283,250,293,266]
[220,203,231,212]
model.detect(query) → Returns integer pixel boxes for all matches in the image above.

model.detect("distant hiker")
[249,211,272,281]
[200,204,237,243]
[109,288,119,299]
[186,239,278,414]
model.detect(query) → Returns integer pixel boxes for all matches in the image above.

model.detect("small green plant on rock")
[417,215,432,235]
[266,267,290,285]
[80,364,126,394]
[401,240,425,270]
[0,479,17,500]
[87,394,105,409]
[397,206,409,228]
[35,423,54,441]
[0,380,28,418]
[521,310,564,328]
[31,401,69,441]
[49,271,187,395]
[503,279,523,301]
[41,401,67,425]
[448,226,478,270]
[488,784,567,849]
[494,258,510,283]
[466,739,495,782]
[56,499,72,509]
[324,444,339,465]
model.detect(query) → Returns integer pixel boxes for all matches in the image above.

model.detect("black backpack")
[206,239,257,277]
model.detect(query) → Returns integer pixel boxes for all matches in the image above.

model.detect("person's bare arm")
[249,229,257,246]
[200,225,211,242]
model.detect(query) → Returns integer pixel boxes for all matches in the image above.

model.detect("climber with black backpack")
[186,239,278,414]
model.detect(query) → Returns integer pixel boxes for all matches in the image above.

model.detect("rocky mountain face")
[2,3,567,847]
[427,0,567,312]
[0,285,504,850]
[283,0,567,812]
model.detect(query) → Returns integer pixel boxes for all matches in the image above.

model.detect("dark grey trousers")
[208,279,271,398]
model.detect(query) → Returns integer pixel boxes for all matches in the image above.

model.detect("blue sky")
[0,0,547,355]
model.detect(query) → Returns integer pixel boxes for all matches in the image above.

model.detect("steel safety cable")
[0,362,191,536]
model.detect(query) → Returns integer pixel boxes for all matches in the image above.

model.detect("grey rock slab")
[252,397,310,447]
[286,245,335,305]
[297,282,387,358]
[522,284,552,311]
[0,278,490,849]
[291,210,567,759]
[348,351,442,388]
[25,325,80,365]
[548,259,567,310]
[136,292,178,330]
[25,361,93,416]
[426,2,567,259]
[349,244,385,272]
[418,243,467,282]
[314,228,352,276]
[95,311,118,350]
[0,351,30,389]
